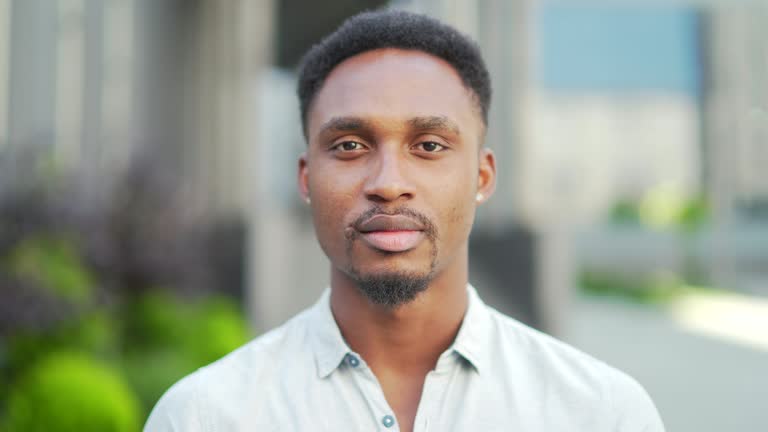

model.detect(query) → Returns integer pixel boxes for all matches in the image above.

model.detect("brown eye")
[418,142,445,152]
[337,141,363,151]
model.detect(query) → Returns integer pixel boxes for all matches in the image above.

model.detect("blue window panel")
[538,3,702,96]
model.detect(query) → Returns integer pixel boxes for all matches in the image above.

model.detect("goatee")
[353,272,432,308]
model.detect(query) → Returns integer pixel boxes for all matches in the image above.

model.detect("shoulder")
[488,308,620,382]
[144,308,314,431]
[199,305,315,388]
[487,309,664,431]
[607,366,666,431]
[144,369,204,432]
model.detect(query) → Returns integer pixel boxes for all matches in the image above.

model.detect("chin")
[349,269,433,308]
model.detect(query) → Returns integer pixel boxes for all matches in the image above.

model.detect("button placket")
[413,369,448,432]
[344,355,400,431]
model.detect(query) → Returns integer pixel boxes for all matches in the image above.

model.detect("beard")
[350,270,433,308]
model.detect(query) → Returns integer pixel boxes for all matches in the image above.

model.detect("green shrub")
[186,297,251,364]
[677,196,709,233]
[607,194,709,233]
[608,199,641,226]
[0,155,251,428]
[579,270,691,304]
[4,312,119,376]
[4,235,95,305]
[124,292,249,363]
[121,292,250,412]
[121,349,199,413]
[122,291,193,350]
[3,351,141,432]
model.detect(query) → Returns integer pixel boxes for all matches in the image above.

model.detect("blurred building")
[0,0,270,217]
[704,3,768,225]
[527,4,703,225]
[1,0,766,333]
[701,3,768,292]
[3,3,766,430]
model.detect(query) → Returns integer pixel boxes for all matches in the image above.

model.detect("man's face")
[299,48,495,305]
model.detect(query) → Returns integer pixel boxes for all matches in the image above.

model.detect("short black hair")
[297,9,492,137]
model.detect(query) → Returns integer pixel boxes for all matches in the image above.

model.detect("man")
[146,9,664,432]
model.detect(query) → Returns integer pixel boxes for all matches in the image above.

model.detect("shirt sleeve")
[609,369,665,432]
[144,372,204,432]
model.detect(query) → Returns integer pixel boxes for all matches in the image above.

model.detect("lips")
[356,214,426,252]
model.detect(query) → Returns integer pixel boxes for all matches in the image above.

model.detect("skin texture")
[298,48,496,432]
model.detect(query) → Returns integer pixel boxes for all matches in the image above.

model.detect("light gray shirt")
[145,285,664,431]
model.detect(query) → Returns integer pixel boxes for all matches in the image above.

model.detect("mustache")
[349,206,438,241]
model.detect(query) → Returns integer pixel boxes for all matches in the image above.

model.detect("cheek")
[443,200,476,240]
[312,183,345,225]
[308,166,359,243]
[429,167,477,239]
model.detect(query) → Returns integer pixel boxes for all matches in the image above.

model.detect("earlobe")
[476,148,497,203]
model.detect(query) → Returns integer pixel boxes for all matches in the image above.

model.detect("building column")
[703,4,768,287]
[185,0,272,217]
[0,0,10,150]
[184,0,274,328]
[53,0,85,168]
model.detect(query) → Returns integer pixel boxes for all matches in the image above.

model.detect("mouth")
[360,230,424,252]
[356,214,426,253]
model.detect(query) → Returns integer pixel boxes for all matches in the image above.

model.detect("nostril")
[364,186,413,203]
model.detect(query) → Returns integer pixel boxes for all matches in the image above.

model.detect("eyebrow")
[318,117,370,135]
[318,115,461,136]
[408,116,460,135]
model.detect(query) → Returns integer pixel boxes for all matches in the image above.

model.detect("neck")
[329,251,469,376]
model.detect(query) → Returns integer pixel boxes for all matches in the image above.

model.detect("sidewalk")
[562,295,768,432]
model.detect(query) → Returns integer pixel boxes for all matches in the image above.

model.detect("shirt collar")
[309,288,353,378]
[309,284,492,378]
[450,284,492,373]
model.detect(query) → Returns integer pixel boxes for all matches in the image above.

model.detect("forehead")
[307,48,482,140]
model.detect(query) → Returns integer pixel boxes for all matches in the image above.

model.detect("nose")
[363,149,415,203]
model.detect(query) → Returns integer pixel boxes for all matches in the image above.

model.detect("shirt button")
[347,354,360,367]
[381,415,395,428]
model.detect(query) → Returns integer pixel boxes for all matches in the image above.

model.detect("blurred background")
[0,0,766,430]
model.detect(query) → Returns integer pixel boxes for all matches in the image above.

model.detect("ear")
[476,148,496,204]
[298,152,310,203]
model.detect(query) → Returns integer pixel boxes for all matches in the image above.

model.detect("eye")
[414,141,446,152]
[332,141,365,152]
